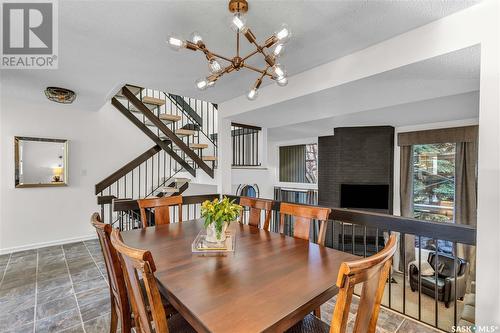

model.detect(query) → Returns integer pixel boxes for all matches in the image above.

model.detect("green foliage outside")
[413,143,455,223]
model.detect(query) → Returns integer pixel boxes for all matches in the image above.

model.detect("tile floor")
[0,240,109,333]
[0,240,440,333]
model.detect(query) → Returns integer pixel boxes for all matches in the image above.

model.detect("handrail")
[95,144,162,194]
[167,94,203,126]
[225,195,477,246]
[122,86,214,178]
[111,193,476,246]
[113,193,219,211]
[164,92,218,147]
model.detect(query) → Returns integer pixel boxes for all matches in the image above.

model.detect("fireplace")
[340,184,389,210]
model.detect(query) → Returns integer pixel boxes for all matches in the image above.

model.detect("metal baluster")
[256,130,259,165]
[351,224,355,254]
[388,231,392,308]
[453,242,458,328]
[402,232,406,315]
[363,226,367,257]
[341,221,345,252]
[418,235,422,321]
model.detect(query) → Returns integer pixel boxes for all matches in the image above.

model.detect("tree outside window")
[412,143,455,254]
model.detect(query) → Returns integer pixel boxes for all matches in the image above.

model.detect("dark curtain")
[279,145,307,182]
[399,145,416,271]
[455,141,478,287]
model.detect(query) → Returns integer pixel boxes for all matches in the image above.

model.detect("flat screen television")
[340,184,389,209]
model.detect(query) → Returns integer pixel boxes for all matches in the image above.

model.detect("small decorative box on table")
[191,229,235,254]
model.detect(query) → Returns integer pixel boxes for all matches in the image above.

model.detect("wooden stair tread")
[189,143,208,149]
[160,187,178,193]
[129,104,157,113]
[175,129,196,136]
[202,156,217,161]
[159,114,182,122]
[174,178,190,183]
[142,96,165,106]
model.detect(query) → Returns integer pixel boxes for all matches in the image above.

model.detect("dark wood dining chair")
[286,234,398,333]
[239,197,273,230]
[137,195,182,228]
[279,202,331,246]
[110,228,195,333]
[91,213,131,333]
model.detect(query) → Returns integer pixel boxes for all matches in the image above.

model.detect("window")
[279,144,317,183]
[412,143,455,253]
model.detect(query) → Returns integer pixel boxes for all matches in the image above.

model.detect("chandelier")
[167,0,291,101]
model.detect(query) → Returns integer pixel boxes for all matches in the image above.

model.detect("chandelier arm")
[209,52,233,63]
[241,49,260,62]
[237,32,240,57]
[243,63,273,78]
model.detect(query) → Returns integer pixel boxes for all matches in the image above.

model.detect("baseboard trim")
[0,234,98,255]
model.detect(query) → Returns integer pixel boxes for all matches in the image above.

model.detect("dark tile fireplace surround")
[318,126,395,251]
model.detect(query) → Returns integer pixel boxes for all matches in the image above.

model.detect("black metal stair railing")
[114,85,217,177]
[95,145,191,225]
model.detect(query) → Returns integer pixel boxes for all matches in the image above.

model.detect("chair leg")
[110,299,118,333]
[313,307,321,318]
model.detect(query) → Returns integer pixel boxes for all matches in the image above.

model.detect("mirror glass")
[15,137,68,187]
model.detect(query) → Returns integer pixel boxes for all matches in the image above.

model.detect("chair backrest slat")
[330,234,398,333]
[137,195,183,228]
[239,197,273,230]
[90,213,131,333]
[111,229,169,333]
[279,202,331,245]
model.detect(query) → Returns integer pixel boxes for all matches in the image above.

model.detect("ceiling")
[0,0,481,111]
[227,45,481,141]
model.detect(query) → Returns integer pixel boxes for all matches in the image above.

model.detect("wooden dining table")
[121,218,359,333]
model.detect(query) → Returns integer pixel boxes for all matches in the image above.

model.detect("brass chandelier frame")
[170,0,289,97]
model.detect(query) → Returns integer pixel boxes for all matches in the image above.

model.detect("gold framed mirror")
[14,137,69,188]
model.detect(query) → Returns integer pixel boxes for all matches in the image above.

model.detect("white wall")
[0,98,153,253]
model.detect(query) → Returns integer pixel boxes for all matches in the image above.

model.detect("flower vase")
[205,222,228,243]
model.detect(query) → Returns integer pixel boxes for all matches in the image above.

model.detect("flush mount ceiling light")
[167,0,291,101]
[45,87,76,104]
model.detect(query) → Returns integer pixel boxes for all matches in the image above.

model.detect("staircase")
[95,84,218,228]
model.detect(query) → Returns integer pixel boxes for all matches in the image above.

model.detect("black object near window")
[340,184,389,209]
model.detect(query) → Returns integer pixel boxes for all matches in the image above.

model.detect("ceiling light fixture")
[45,87,76,104]
[167,0,291,101]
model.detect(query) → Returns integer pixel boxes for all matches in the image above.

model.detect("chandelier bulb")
[275,24,291,44]
[207,80,216,88]
[195,78,209,90]
[230,13,247,32]
[272,64,286,79]
[190,31,203,44]
[273,44,285,57]
[247,88,258,101]
[208,59,223,74]
[276,76,288,87]
[167,35,186,51]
